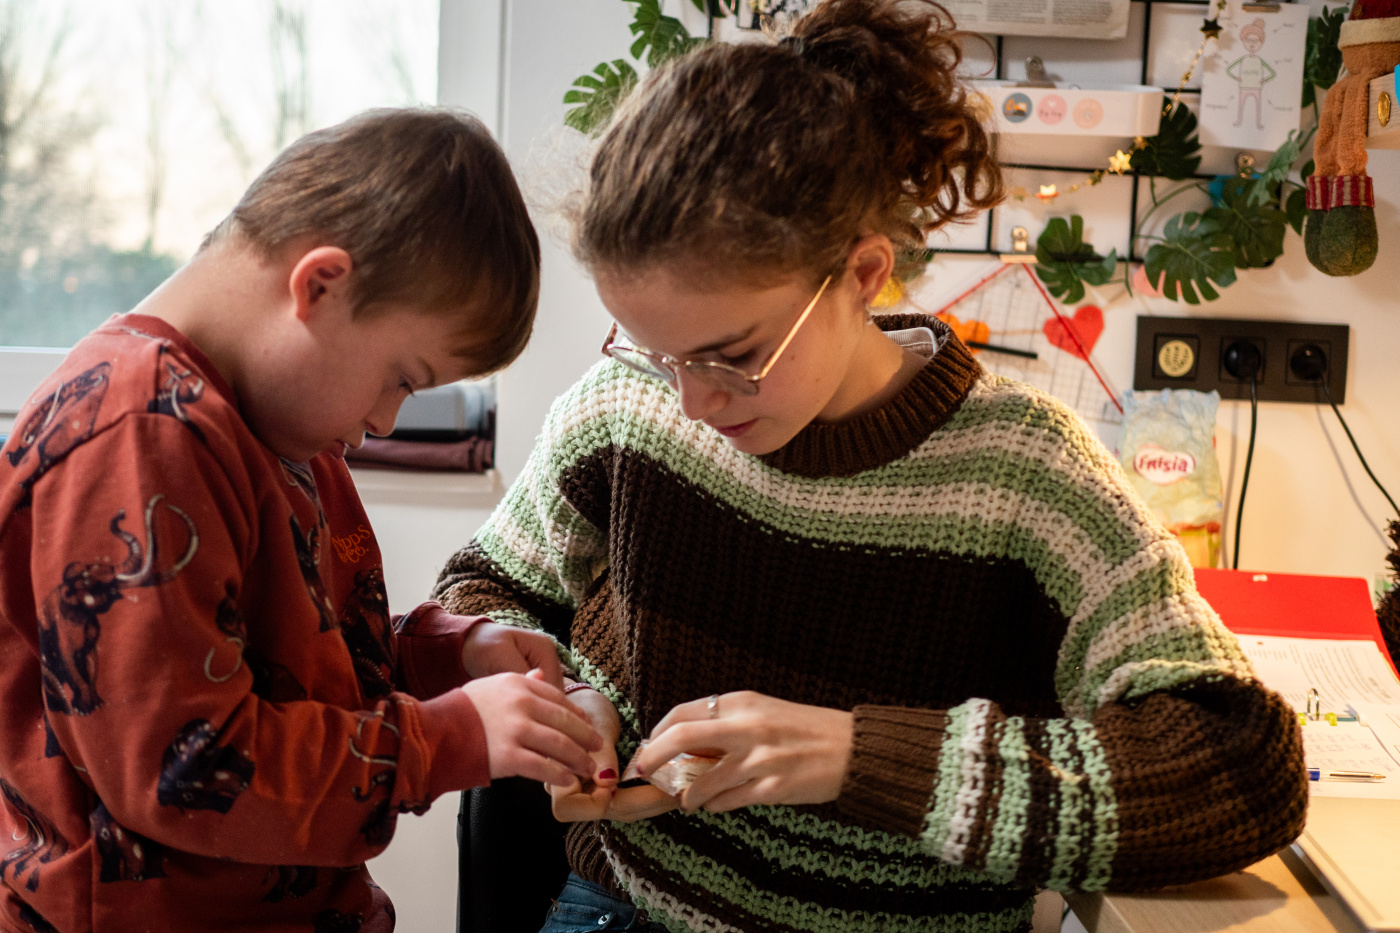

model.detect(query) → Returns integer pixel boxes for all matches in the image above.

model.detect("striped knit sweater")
[434,315,1306,933]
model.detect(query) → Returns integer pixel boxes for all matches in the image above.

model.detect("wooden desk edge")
[1064,849,1365,933]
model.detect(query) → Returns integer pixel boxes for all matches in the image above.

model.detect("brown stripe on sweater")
[433,542,575,642]
[1097,679,1306,891]
[1012,717,1060,885]
[558,451,1069,729]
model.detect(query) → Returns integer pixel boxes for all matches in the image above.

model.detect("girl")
[434,2,1307,930]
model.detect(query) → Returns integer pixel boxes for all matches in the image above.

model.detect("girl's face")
[1242,32,1263,52]
[595,241,897,456]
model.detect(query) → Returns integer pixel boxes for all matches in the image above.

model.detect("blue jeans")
[539,874,665,932]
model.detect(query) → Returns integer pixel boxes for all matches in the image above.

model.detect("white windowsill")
[348,466,503,509]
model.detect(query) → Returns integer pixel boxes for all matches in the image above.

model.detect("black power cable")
[1222,341,1263,569]
[1233,374,1259,570]
[1290,343,1400,519]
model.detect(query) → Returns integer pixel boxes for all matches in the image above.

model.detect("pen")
[966,341,1039,360]
[1307,768,1387,782]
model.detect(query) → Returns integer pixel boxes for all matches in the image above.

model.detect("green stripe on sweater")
[608,819,1034,933]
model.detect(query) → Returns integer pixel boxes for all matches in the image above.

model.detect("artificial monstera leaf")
[631,0,702,67]
[564,59,638,135]
[1035,216,1119,305]
[1130,100,1202,181]
[1205,176,1287,268]
[1284,159,1314,235]
[1303,6,1346,109]
[1248,132,1301,207]
[1144,212,1237,304]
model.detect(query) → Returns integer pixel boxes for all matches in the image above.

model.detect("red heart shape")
[1042,305,1104,361]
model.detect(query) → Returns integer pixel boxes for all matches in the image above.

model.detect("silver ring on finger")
[708,693,720,719]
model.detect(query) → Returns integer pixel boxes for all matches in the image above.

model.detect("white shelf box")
[971,81,1164,138]
[1366,70,1400,150]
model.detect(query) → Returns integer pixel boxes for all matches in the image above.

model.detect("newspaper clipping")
[940,0,1129,38]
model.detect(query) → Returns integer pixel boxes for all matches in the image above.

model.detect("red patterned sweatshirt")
[0,315,490,933]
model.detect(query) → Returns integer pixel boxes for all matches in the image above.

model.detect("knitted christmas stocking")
[1304,7,1400,276]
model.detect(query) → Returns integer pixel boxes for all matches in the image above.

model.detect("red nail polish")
[598,769,617,780]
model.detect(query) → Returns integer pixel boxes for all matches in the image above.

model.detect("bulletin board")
[926,0,1319,260]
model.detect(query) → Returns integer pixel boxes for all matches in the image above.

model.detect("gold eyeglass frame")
[600,275,833,396]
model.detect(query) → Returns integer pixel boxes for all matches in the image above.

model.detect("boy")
[0,108,604,932]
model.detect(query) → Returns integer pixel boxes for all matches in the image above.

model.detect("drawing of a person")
[1227,19,1276,129]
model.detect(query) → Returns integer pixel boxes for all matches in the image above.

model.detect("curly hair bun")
[575,0,1002,284]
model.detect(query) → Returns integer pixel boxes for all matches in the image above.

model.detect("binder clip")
[1017,56,1057,88]
[1001,226,1037,264]
[1306,687,1322,721]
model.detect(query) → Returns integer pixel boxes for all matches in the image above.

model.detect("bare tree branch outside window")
[0,0,437,349]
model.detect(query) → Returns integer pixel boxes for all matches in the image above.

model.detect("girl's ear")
[845,235,896,308]
[288,246,355,323]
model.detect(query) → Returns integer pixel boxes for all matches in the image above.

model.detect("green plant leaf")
[1204,176,1287,268]
[631,0,701,68]
[563,59,638,135]
[1144,212,1236,304]
[1285,186,1307,234]
[1247,131,1301,206]
[1130,100,1202,180]
[1034,216,1119,304]
[1303,6,1346,109]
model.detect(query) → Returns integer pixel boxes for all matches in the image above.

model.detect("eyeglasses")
[600,275,832,396]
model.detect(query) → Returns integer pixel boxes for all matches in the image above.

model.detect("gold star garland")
[1005,0,1226,205]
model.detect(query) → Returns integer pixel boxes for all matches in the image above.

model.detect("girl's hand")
[631,691,854,814]
[547,684,621,821]
[547,685,682,823]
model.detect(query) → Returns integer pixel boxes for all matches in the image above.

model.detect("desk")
[1066,849,1365,933]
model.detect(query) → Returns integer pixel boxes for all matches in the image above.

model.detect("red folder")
[1193,567,1400,679]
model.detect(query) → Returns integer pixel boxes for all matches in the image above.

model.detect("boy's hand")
[461,621,564,690]
[546,686,681,824]
[462,669,603,786]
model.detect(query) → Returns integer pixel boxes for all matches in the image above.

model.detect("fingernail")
[598,769,617,780]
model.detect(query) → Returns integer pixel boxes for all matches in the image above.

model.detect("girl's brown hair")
[207,108,539,374]
[574,0,1002,286]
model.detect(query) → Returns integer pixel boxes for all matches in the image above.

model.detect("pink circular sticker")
[1073,99,1103,129]
[1037,94,1066,125]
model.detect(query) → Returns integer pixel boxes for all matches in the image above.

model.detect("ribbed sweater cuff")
[835,705,950,838]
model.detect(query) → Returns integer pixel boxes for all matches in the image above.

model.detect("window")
[0,0,439,413]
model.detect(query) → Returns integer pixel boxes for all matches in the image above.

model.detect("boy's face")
[243,298,479,463]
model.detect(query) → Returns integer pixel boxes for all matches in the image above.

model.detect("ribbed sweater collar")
[758,313,981,478]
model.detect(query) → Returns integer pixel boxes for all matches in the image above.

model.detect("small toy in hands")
[622,742,721,796]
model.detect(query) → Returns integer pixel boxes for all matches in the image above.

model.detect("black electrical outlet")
[1134,317,1349,404]
[1220,337,1265,383]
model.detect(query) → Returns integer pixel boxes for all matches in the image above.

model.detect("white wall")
[373,3,1400,919]
[476,0,1400,587]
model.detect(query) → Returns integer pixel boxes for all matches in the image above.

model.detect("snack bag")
[1119,389,1224,568]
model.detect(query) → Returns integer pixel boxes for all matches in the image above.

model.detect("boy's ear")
[288,246,355,322]
[846,235,896,307]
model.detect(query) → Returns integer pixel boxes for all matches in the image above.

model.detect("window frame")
[1,0,484,418]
